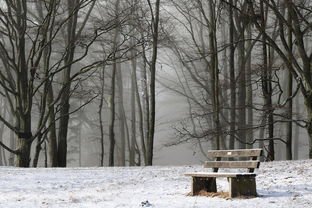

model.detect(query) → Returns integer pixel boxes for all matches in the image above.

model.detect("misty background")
[0,0,310,167]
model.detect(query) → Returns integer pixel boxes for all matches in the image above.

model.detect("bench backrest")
[204,149,262,173]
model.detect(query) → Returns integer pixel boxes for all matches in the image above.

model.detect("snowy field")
[1,160,312,208]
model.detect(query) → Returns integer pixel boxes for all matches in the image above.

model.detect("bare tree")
[145,0,161,165]
[247,0,312,158]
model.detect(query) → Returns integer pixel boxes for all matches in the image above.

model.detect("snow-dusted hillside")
[0,160,312,208]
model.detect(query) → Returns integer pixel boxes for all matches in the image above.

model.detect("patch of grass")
[187,190,257,199]
[187,191,230,199]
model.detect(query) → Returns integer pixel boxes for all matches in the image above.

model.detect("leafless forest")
[0,0,310,167]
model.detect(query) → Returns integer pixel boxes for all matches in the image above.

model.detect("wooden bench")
[185,149,262,198]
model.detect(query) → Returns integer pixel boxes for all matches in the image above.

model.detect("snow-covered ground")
[0,160,312,208]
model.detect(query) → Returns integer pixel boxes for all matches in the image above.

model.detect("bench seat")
[185,172,256,178]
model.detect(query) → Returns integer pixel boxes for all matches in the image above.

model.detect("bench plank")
[207,149,262,158]
[185,172,256,178]
[204,161,260,169]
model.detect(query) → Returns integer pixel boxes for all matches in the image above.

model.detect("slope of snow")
[0,160,312,208]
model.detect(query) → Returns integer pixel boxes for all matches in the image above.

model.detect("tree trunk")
[146,0,160,166]
[229,0,236,150]
[108,0,121,167]
[9,114,15,166]
[57,0,79,167]
[221,16,229,150]
[286,9,293,160]
[14,0,32,167]
[78,118,82,167]
[0,101,7,165]
[293,94,299,159]
[130,54,137,166]
[246,24,253,149]
[47,83,58,167]
[135,68,147,165]
[305,93,312,159]
[260,1,274,161]
[99,68,105,166]
[116,61,126,166]
[44,139,48,167]
[15,111,32,167]
[208,0,221,150]
[237,33,246,149]
[32,133,43,167]
[108,63,117,167]
[141,39,149,165]
[16,137,31,167]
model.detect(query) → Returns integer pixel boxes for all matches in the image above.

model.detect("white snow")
[1,160,312,208]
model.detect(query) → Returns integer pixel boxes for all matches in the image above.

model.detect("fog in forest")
[0,0,311,167]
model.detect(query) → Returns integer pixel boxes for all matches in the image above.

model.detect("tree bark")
[99,68,105,166]
[146,0,160,166]
[293,94,299,160]
[246,24,253,149]
[260,1,274,161]
[236,24,246,149]
[286,8,293,160]
[208,0,221,150]
[116,60,126,166]
[57,0,79,167]
[47,83,58,167]
[108,63,117,167]
[15,0,32,167]
[229,0,236,150]
[108,0,121,167]
[0,101,6,165]
[130,53,137,166]
[32,133,43,167]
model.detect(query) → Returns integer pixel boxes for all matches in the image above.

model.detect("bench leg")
[191,177,217,195]
[229,176,257,198]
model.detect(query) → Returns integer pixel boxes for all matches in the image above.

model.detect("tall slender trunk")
[146,0,160,166]
[78,118,82,166]
[293,94,299,159]
[15,0,32,167]
[237,40,246,149]
[0,101,6,165]
[109,63,117,167]
[237,34,246,149]
[116,61,126,166]
[99,68,105,166]
[32,133,43,167]
[136,60,147,165]
[108,0,121,167]
[229,0,236,150]
[258,110,266,152]
[261,1,274,161]
[246,24,253,149]
[220,19,228,150]
[9,114,15,166]
[141,41,149,165]
[47,83,58,167]
[34,0,58,168]
[44,139,48,167]
[130,54,137,166]
[286,9,293,160]
[208,0,221,150]
[57,0,79,167]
